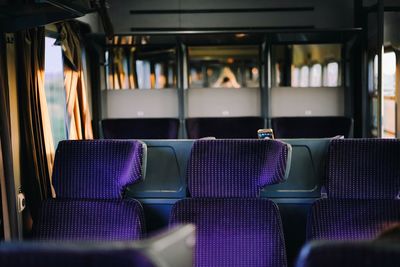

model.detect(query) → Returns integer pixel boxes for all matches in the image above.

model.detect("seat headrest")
[188,139,291,197]
[53,140,146,199]
[327,139,400,199]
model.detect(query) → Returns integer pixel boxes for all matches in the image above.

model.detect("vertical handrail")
[377,0,384,137]
[177,41,188,138]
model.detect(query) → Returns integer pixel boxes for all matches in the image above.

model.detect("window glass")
[382,51,396,138]
[310,64,322,87]
[370,52,397,138]
[373,54,378,90]
[106,46,177,89]
[272,44,342,87]
[44,37,67,147]
[325,62,339,87]
[382,51,396,96]
[136,60,151,89]
[188,46,259,88]
[299,66,309,87]
[291,67,300,87]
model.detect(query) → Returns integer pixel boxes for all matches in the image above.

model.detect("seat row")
[28,138,400,266]
[101,116,353,139]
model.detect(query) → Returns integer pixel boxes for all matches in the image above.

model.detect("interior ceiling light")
[235,33,247,38]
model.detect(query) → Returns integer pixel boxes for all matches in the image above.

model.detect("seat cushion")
[307,199,400,241]
[53,140,145,199]
[33,199,145,241]
[170,198,287,267]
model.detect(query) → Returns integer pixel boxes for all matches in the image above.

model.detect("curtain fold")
[17,28,55,220]
[59,22,93,140]
[0,33,12,240]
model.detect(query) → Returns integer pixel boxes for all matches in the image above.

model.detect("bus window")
[136,60,151,89]
[291,67,300,87]
[324,62,339,87]
[105,42,177,90]
[44,37,67,147]
[382,51,396,138]
[272,44,342,88]
[188,46,259,89]
[310,64,322,87]
[299,65,310,87]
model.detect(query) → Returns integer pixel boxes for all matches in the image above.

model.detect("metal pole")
[177,41,188,138]
[377,0,384,137]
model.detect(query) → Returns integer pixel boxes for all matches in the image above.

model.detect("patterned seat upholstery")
[185,117,264,139]
[307,199,400,240]
[170,139,291,267]
[102,118,180,139]
[0,242,155,267]
[1,225,195,267]
[296,240,400,267]
[33,140,147,241]
[307,139,400,241]
[271,116,353,138]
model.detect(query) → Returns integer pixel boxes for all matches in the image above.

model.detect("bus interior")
[0,0,400,266]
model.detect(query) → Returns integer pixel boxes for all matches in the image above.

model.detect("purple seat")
[271,116,353,138]
[102,118,180,139]
[296,241,400,267]
[170,139,291,267]
[307,139,400,241]
[186,117,264,139]
[0,242,155,267]
[35,199,145,241]
[33,140,147,241]
[1,225,195,267]
[52,140,145,199]
[307,199,400,240]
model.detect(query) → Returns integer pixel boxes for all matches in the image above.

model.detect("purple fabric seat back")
[307,199,400,240]
[326,139,400,199]
[188,139,291,197]
[186,117,264,139]
[53,140,145,199]
[170,139,290,266]
[102,118,180,139]
[296,241,400,267]
[35,140,147,241]
[170,199,287,267]
[0,243,155,267]
[271,116,353,138]
[33,199,145,241]
[307,139,400,242]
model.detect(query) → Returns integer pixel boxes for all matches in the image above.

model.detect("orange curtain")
[59,22,93,140]
[17,28,55,219]
[0,33,12,239]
